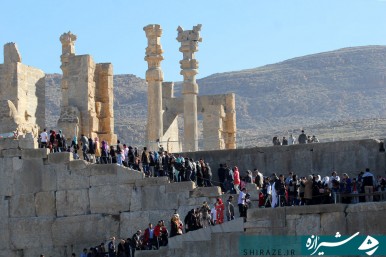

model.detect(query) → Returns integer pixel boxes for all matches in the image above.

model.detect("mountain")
[45,45,386,147]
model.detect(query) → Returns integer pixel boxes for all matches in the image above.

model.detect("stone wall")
[0,43,45,136]
[1,139,386,257]
[136,203,386,257]
[0,145,226,257]
[181,139,386,182]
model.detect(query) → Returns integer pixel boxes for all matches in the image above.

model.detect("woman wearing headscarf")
[215,198,225,224]
[233,166,241,193]
[94,137,101,164]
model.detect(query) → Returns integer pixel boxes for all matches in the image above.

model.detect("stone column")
[144,24,164,151]
[177,24,202,152]
[59,31,77,108]
[225,93,237,149]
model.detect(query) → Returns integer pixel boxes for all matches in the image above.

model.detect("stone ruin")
[0,43,45,139]
[144,24,237,152]
[57,31,117,143]
[0,26,235,151]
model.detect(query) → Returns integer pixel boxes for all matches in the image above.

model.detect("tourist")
[288,134,296,145]
[282,136,288,145]
[117,239,125,257]
[329,171,341,189]
[196,160,204,187]
[340,173,352,204]
[141,147,150,176]
[88,137,95,163]
[159,220,169,246]
[298,130,307,144]
[200,201,211,228]
[184,209,196,233]
[131,230,142,256]
[80,134,89,162]
[362,168,375,202]
[127,146,135,168]
[108,237,116,257]
[110,145,117,163]
[304,175,314,205]
[154,221,162,249]
[94,137,101,164]
[40,128,48,148]
[144,223,156,250]
[238,187,247,221]
[210,202,217,225]
[215,198,225,224]
[80,248,87,257]
[101,140,109,164]
[226,195,235,221]
[311,135,319,143]
[218,163,227,192]
[116,140,123,166]
[170,213,183,237]
[233,166,241,193]
[199,160,212,186]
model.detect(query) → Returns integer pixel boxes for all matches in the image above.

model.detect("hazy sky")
[1,0,385,81]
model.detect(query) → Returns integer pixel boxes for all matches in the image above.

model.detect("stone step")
[168,217,244,249]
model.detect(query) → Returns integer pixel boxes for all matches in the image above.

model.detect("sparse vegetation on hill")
[45,45,386,147]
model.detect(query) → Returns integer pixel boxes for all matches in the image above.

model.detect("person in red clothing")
[233,166,241,193]
[153,220,162,249]
[215,198,225,224]
[143,223,156,250]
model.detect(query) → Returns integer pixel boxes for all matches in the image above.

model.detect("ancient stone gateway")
[0,43,45,138]
[144,24,237,152]
[57,31,117,144]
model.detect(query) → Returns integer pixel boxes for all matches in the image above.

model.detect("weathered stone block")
[89,184,132,214]
[117,165,144,183]
[0,198,9,218]
[35,191,56,216]
[9,193,35,217]
[135,176,169,187]
[320,212,347,235]
[141,185,178,210]
[130,185,142,212]
[57,166,90,190]
[346,201,386,213]
[0,218,10,250]
[285,203,347,215]
[0,158,14,196]
[165,181,196,193]
[295,214,321,235]
[69,159,89,170]
[21,148,49,160]
[120,212,150,239]
[1,148,22,157]
[0,138,19,150]
[9,217,54,249]
[190,186,222,197]
[47,152,73,164]
[13,159,44,194]
[90,164,117,186]
[56,189,89,217]
[41,165,58,191]
[52,214,119,245]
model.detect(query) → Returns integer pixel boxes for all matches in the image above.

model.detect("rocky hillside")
[46,45,386,147]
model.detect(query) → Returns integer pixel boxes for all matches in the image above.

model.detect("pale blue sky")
[1,0,386,81]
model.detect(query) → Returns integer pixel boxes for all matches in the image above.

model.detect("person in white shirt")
[40,128,48,148]
[238,188,247,221]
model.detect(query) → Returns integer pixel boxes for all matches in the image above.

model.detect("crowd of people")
[37,128,386,257]
[64,191,251,257]
[259,169,386,207]
[272,130,319,146]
